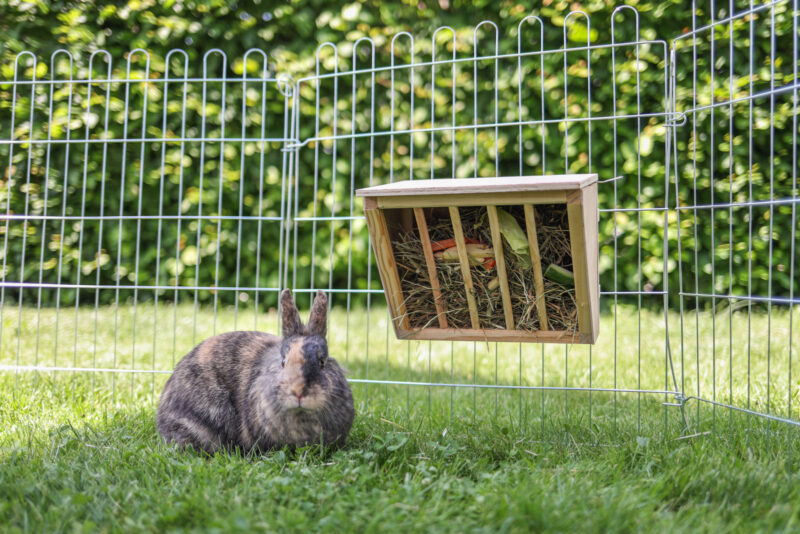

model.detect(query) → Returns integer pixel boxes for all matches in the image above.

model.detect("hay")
[394,204,578,333]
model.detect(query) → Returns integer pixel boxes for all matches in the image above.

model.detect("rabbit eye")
[280,357,286,368]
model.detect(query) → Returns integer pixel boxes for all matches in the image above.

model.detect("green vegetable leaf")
[496,208,531,269]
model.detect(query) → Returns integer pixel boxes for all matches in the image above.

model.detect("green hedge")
[0,0,797,310]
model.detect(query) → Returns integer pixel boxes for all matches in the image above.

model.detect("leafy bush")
[0,0,797,310]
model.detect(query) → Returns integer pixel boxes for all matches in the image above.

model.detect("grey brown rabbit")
[156,289,354,454]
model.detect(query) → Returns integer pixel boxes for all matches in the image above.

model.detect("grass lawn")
[1,302,800,532]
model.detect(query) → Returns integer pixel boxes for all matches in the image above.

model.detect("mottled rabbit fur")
[156,290,354,454]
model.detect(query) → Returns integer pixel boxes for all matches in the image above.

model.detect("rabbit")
[156,289,354,454]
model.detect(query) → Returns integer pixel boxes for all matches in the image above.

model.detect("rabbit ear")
[306,290,328,338]
[281,289,303,337]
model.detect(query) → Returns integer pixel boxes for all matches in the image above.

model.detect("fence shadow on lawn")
[1,302,799,453]
[2,365,798,462]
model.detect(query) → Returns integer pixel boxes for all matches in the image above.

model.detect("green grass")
[2,303,800,532]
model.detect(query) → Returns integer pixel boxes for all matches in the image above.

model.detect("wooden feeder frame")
[357,175,599,344]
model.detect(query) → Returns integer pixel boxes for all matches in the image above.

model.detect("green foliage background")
[0,0,797,311]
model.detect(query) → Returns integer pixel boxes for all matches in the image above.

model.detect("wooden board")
[374,191,567,209]
[564,184,599,342]
[449,206,481,329]
[395,327,588,344]
[523,204,549,331]
[363,206,410,333]
[580,183,600,341]
[413,207,448,328]
[357,175,598,197]
[486,206,514,329]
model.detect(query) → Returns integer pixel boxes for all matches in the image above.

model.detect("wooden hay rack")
[357,175,600,344]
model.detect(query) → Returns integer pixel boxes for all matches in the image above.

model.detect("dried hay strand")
[394,204,578,333]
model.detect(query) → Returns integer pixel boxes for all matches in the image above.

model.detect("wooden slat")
[356,174,598,197]
[395,327,585,344]
[575,183,600,342]
[413,207,448,328]
[363,206,410,332]
[486,206,514,329]
[523,204,549,331]
[448,206,481,329]
[376,191,566,209]
[567,194,591,336]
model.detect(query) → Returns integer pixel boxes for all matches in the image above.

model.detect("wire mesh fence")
[672,0,799,435]
[0,1,797,442]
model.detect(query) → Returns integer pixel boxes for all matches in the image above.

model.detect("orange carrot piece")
[431,237,481,252]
